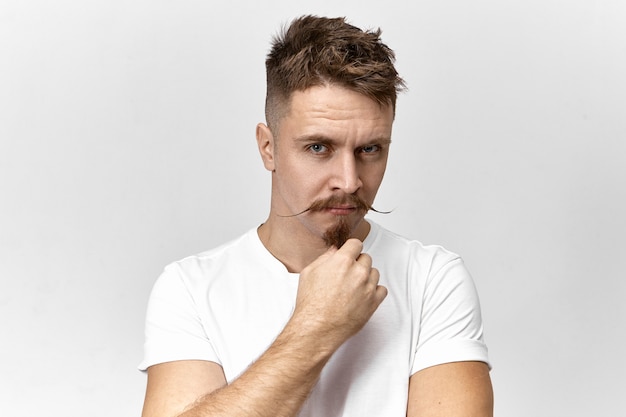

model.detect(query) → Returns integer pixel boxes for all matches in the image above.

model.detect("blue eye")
[309,143,328,153]
[361,145,380,153]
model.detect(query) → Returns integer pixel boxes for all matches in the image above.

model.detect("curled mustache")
[278,195,392,218]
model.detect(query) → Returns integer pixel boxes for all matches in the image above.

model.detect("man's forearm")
[178,316,335,417]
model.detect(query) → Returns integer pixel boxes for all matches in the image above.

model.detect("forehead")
[279,85,394,140]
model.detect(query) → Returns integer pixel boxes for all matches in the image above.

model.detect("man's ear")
[256,123,276,172]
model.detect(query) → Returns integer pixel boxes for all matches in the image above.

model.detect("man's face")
[259,84,394,247]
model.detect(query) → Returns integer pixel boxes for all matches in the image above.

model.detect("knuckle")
[370,267,380,280]
[353,261,371,277]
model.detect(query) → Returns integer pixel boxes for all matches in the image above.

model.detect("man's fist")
[292,239,388,351]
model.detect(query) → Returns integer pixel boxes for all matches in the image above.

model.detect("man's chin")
[321,215,364,248]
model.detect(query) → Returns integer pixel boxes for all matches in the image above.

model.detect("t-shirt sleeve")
[138,263,220,371]
[410,255,490,375]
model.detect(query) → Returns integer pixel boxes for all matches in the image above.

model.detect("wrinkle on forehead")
[287,85,393,121]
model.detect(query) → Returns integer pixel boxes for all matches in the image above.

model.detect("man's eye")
[361,145,380,153]
[308,144,328,153]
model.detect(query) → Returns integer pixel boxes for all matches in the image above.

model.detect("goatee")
[322,216,352,248]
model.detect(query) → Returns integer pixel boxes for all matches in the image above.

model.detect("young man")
[140,15,493,417]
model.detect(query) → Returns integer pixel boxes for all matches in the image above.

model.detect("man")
[140,15,493,417]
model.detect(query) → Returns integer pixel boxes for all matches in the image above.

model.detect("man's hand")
[291,238,388,352]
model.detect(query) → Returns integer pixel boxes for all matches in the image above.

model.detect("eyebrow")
[294,134,392,145]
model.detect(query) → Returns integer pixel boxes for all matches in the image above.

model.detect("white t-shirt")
[140,221,489,416]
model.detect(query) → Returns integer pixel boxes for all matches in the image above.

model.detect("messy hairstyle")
[265,15,406,130]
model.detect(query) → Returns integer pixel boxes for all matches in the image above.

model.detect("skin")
[141,84,493,417]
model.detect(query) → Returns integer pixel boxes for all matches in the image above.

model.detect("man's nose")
[330,153,363,194]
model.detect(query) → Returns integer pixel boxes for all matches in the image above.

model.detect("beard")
[322,215,353,248]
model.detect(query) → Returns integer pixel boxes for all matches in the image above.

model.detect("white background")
[1,1,624,416]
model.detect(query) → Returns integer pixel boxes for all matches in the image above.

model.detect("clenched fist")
[291,239,388,352]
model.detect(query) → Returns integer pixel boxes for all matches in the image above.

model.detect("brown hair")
[265,15,406,130]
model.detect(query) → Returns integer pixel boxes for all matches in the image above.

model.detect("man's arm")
[141,239,387,417]
[407,361,493,417]
[142,361,227,417]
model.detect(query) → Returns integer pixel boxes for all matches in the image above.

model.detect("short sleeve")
[138,264,220,371]
[410,257,490,374]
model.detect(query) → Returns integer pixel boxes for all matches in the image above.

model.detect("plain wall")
[1,0,624,415]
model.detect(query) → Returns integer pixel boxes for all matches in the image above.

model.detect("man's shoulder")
[369,221,461,264]
[163,228,257,276]
[194,230,254,260]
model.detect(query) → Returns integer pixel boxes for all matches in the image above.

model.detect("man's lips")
[324,206,360,215]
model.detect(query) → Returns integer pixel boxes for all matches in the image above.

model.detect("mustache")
[278,195,392,217]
